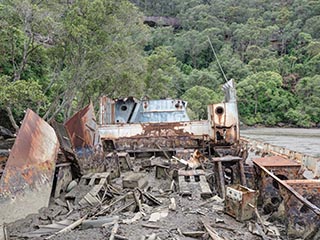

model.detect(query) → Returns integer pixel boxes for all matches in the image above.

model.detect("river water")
[240,127,320,157]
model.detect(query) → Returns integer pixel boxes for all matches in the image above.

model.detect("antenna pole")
[207,36,228,83]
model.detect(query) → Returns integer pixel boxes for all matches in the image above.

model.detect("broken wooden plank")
[3,224,9,240]
[45,215,87,239]
[54,198,68,208]
[199,175,213,199]
[142,191,162,206]
[95,193,129,216]
[133,190,143,212]
[201,219,223,240]
[109,222,119,240]
[249,203,267,233]
[141,224,160,229]
[82,216,119,229]
[110,201,135,215]
[114,235,129,240]
[182,231,205,238]
[169,197,176,211]
[155,143,171,160]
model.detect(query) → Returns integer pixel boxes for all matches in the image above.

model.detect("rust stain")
[65,102,99,148]
[51,120,73,154]
[225,184,257,221]
[140,122,194,137]
[280,180,320,238]
[254,159,320,238]
[253,156,301,167]
[0,109,59,197]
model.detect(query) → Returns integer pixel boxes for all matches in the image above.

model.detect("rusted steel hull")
[99,96,115,125]
[240,137,320,177]
[254,160,320,238]
[51,120,81,177]
[65,103,103,174]
[99,121,211,152]
[65,102,101,148]
[0,109,59,225]
[208,102,239,145]
[279,180,320,239]
[253,156,302,213]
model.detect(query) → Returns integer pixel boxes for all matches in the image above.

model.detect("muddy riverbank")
[241,127,320,157]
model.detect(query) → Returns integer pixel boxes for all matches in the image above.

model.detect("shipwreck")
[0,79,319,240]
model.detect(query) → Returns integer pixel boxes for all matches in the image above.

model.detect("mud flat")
[241,128,320,157]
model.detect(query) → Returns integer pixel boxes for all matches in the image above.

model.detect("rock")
[122,173,148,189]
[215,218,224,224]
[122,212,143,224]
[169,198,176,211]
[66,180,78,193]
[148,209,168,222]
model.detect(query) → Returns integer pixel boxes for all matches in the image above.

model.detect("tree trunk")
[5,106,19,133]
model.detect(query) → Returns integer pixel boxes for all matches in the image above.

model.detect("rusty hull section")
[99,96,116,125]
[254,158,320,238]
[253,156,302,213]
[51,120,81,178]
[65,103,103,174]
[280,180,320,239]
[99,120,211,153]
[0,109,59,225]
[241,137,320,177]
[208,102,239,145]
[65,102,101,148]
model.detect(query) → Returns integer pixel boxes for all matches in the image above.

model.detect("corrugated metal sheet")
[99,97,190,124]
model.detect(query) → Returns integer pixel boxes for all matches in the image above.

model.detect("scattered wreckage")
[0,79,319,240]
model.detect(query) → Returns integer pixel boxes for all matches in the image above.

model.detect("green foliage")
[181,85,222,120]
[1,0,320,127]
[137,0,320,126]
[296,75,320,123]
[237,71,295,126]
[284,108,312,127]
[0,75,45,118]
[145,46,184,98]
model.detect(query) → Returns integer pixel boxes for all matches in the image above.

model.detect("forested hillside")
[0,0,319,130]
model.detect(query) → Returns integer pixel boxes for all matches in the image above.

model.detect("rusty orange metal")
[253,155,301,168]
[254,162,320,238]
[208,102,239,145]
[65,103,104,174]
[51,120,81,178]
[65,102,100,148]
[279,182,320,239]
[0,109,59,224]
[253,156,303,214]
[225,184,257,221]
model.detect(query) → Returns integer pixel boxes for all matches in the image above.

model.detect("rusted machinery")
[224,184,257,222]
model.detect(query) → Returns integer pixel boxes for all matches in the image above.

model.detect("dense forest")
[0,0,319,130]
